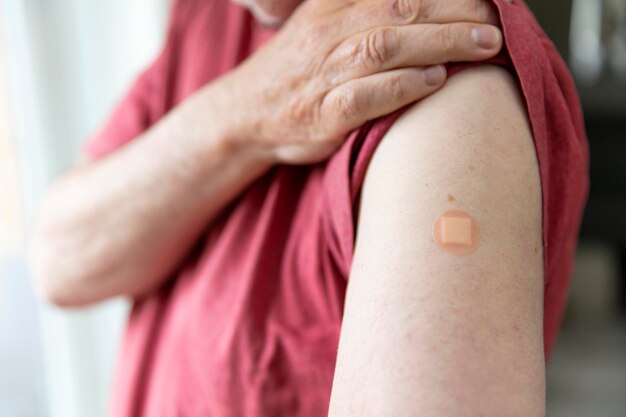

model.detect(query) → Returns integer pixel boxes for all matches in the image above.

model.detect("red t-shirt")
[84,0,589,415]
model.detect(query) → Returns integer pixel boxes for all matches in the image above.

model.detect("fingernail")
[424,65,445,86]
[471,26,501,49]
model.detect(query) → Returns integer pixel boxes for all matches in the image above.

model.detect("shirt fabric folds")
[84,0,590,415]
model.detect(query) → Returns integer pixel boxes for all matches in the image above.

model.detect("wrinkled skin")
[222,0,506,164]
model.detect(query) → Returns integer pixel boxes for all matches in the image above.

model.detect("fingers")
[410,0,501,25]
[393,0,500,25]
[321,65,447,132]
[324,23,502,83]
[335,0,501,35]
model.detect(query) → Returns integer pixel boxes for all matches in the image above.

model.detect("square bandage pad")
[440,216,473,245]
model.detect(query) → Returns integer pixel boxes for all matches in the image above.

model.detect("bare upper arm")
[328,65,545,416]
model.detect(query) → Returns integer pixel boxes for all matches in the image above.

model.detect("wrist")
[201,70,278,168]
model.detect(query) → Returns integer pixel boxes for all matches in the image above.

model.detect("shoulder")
[368,63,537,189]
[357,64,541,250]
[354,64,543,271]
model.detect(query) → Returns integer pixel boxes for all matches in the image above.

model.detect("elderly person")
[29,0,588,415]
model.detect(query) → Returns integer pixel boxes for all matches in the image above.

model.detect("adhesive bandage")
[432,209,480,256]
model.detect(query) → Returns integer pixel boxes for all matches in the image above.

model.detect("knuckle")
[353,28,391,69]
[389,0,419,22]
[286,93,315,127]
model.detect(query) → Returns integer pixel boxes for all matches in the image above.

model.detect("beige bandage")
[432,209,480,256]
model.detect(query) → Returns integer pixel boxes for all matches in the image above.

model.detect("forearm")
[29,79,276,307]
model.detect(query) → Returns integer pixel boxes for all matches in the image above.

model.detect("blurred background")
[0,0,624,416]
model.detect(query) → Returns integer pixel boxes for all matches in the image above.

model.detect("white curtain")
[1,1,168,416]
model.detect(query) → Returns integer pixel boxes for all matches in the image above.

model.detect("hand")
[225,0,507,165]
